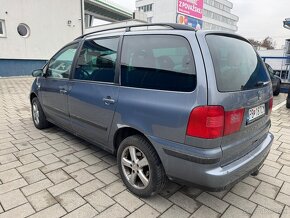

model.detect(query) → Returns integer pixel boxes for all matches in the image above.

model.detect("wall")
[0,59,47,77]
[0,0,83,76]
[136,0,177,23]
[203,1,238,32]
[154,0,177,23]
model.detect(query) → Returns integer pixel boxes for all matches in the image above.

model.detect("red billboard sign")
[177,0,204,19]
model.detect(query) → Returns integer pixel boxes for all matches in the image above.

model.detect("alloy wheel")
[121,146,150,189]
[32,102,40,125]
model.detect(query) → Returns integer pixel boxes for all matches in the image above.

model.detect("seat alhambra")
[30,23,274,197]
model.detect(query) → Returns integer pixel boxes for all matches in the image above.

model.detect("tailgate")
[218,89,272,166]
[202,33,273,166]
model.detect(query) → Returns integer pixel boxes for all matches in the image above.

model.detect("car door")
[68,36,120,146]
[265,63,278,89]
[39,42,79,129]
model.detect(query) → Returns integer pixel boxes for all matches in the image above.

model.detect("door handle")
[103,96,115,105]
[60,89,67,94]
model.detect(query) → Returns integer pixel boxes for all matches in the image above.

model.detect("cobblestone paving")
[0,77,289,218]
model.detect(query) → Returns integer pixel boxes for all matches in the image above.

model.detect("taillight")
[269,97,273,114]
[224,108,245,136]
[186,106,224,139]
[186,106,245,139]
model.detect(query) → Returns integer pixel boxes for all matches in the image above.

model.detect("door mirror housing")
[31,69,43,77]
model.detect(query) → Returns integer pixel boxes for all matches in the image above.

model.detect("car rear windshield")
[206,35,270,92]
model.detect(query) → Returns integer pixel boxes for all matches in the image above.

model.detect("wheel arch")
[113,127,160,157]
[113,127,147,153]
[30,92,38,104]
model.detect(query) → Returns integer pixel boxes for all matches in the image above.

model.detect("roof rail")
[75,26,127,40]
[75,23,195,40]
[124,23,195,31]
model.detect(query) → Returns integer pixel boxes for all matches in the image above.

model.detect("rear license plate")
[248,104,265,122]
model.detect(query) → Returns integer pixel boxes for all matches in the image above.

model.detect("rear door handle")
[103,96,115,105]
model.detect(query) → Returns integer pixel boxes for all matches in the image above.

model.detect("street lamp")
[284,18,290,30]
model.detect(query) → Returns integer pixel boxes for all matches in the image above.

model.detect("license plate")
[248,104,265,122]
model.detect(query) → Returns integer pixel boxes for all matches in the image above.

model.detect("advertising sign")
[177,0,204,19]
[177,14,203,30]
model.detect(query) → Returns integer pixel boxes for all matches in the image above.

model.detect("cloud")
[231,0,290,48]
[106,0,290,48]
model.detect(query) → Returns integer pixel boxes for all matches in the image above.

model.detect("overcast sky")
[231,0,290,48]
[111,0,290,48]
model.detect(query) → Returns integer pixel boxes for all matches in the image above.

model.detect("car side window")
[120,35,196,92]
[74,37,119,83]
[46,43,79,79]
[266,64,275,78]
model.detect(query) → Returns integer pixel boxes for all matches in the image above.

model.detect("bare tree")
[248,39,261,48]
[261,37,276,49]
[248,37,276,50]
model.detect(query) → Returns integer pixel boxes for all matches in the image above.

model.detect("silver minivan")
[30,24,274,197]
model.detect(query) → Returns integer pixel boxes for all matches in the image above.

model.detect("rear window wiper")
[255,81,270,87]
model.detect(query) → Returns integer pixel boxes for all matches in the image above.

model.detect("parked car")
[30,24,274,197]
[265,63,281,96]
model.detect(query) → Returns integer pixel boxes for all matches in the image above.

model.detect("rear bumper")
[148,132,273,190]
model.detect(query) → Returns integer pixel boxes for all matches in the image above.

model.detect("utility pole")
[284,18,290,108]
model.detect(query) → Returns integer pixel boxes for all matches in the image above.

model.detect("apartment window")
[224,6,231,12]
[140,4,152,12]
[0,20,6,37]
[214,1,220,8]
[207,0,214,6]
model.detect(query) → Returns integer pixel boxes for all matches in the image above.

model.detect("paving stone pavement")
[0,76,289,218]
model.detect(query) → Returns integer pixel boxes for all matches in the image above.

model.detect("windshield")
[206,35,270,92]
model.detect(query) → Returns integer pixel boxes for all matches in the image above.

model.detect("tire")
[287,99,290,109]
[273,82,280,96]
[31,97,50,129]
[117,135,167,197]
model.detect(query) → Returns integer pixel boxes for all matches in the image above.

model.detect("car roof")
[75,23,196,40]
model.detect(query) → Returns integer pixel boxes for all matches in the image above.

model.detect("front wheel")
[117,135,167,197]
[287,99,290,109]
[31,97,50,129]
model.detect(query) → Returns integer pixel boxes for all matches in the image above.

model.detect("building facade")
[0,0,132,76]
[135,0,239,32]
[203,0,238,32]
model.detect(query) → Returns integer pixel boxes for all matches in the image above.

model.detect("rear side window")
[206,35,270,92]
[121,35,196,92]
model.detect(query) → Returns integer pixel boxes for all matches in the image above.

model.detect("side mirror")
[31,69,43,77]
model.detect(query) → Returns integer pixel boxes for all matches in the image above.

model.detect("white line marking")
[273,100,286,111]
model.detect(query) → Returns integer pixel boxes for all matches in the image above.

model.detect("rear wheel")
[117,135,167,197]
[31,97,50,129]
[273,82,280,96]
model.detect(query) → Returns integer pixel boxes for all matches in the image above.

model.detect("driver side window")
[73,37,119,83]
[46,43,79,79]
